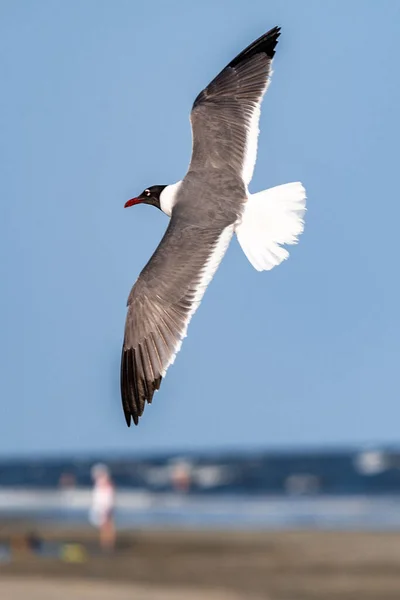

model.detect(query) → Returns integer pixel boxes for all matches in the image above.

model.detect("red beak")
[124,197,141,208]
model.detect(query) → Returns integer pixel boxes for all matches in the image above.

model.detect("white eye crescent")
[145,189,151,196]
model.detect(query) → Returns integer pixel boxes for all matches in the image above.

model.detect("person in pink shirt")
[89,464,116,551]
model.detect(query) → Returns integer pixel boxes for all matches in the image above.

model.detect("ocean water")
[1,490,400,531]
[1,448,400,530]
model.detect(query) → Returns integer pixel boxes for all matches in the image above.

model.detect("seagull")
[121,26,306,426]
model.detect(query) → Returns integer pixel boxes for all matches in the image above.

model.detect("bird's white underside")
[235,182,307,271]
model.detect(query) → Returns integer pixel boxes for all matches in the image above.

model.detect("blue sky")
[1,0,400,456]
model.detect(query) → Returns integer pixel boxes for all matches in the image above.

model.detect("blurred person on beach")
[170,459,191,493]
[89,463,116,551]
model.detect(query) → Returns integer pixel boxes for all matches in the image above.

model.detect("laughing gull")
[121,26,306,426]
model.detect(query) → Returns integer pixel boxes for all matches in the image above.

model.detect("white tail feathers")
[235,182,306,271]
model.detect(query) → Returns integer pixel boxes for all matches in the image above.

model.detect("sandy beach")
[1,525,400,599]
[0,577,253,600]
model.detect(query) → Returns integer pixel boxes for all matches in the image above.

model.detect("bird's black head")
[124,185,167,210]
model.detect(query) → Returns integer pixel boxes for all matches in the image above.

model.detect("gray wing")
[189,26,280,185]
[121,215,234,426]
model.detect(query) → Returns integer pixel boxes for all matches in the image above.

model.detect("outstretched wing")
[121,215,234,426]
[189,26,281,185]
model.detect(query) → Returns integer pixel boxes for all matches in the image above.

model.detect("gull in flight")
[121,26,306,425]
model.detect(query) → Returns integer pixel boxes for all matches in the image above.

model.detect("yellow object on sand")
[60,543,87,563]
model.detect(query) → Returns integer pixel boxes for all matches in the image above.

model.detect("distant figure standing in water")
[89,464,116,551]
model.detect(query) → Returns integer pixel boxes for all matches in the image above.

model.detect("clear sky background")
[1,0,400,457]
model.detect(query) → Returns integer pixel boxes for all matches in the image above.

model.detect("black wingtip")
[121,344,163,427]
[229,26,281,69]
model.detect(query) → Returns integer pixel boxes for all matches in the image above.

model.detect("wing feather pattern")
[121,216,234,425]
[189,26,281,184]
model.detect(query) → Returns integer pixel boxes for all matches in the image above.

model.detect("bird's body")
[121,27,307,426]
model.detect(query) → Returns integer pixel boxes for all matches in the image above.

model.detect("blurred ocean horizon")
[1,447,400,530]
